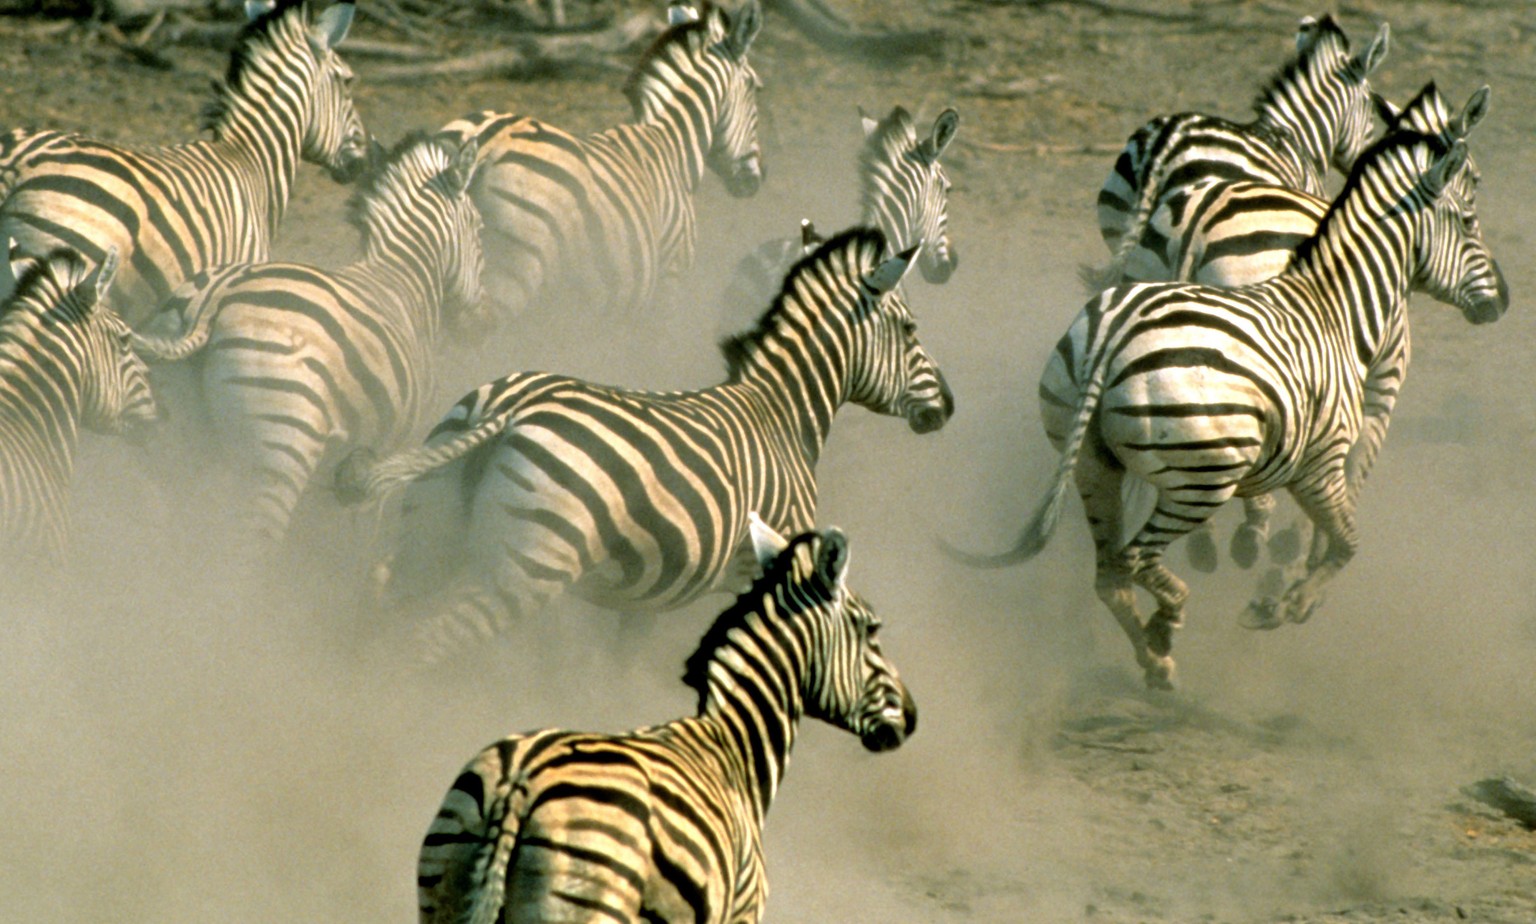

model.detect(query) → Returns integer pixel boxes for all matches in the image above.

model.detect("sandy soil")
[2,1,1535,921]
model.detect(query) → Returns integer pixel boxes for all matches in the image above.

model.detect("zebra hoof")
[1239,597,1283,630]
[1268,524,1304,564]
[1230,525,1264,570]
[1186,530,1218,573]
[1144,657,1176,691]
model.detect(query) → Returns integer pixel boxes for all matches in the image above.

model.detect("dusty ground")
[2,1,1535,921]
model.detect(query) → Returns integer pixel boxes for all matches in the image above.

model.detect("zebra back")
[130,132,486,542]
[1091,14,1388,291]
[0,247,158,559]
[0,0,368,325]
[416,524,913,924]
[441,0,763,318]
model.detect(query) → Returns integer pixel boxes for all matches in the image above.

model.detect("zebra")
[1089,13,1389,291]
[438,0,764,319]
[0,0,369,326]
[0,245,159,561]
[1133,83,1489,573]
[129,132,487,542]
[722,104,960,311]
[949,119,1506,690]
[334,226,952,660]
[416,518,915,924]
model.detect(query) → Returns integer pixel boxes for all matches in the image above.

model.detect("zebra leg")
[1080,457,1170,688]
[1253,479,1358,627]
[416,544,575,664]
[1185,523,1219,573]
[1229,493,1277,569]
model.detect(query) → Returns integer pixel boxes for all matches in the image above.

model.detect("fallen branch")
[766,0,946,58]
[364,13,657,83]
[960,138,1123,156]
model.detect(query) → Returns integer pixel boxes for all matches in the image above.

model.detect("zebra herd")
[0,0,1512,920]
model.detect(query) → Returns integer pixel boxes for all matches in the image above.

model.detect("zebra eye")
[901,320,917,337]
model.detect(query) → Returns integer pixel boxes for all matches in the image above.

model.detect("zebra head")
[1400,98,1507,326]
[847,235,954,434]
[1277,15,1389,180]
[859,106,961,284]
[295,0,369,183]
[694,0,765,197]
[348,133,490,337]
[746,519,916,753]
[12,247,160,438]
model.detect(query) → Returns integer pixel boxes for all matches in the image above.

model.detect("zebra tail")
[464,796,521,924]
[1077,260,1125,296]
[940,363,1104,569]
[129,286,221,363]
[333,407,517,506]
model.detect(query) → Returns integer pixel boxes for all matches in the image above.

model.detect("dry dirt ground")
[3,1,1536,921]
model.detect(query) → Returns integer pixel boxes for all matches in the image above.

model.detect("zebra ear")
[1355,22,1390,75]
[310,0,356,52]
[923,108,960,162]
[0,238,18,304]
[667,2,700,26]
[1294,15,1319,53]
[81,247,120,312]
[800,218,824,252]
[859,107,879,138]
[747,513,789,574]
[1423,140,1470,201]
[722,0,762,59]
[244,0,276,21]
[1451,85,1491,141]
[866,245,920,294]
[814,528,850,589]
[444,139,479,196]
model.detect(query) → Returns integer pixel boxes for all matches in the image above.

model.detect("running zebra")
[723,105,960,311]
[0,246,159,560]
[131,132,486,542]
[951,119,1506,690]
[1089,13,1389,290]
[416,519,915,924]
[335,226,952,660]
[0,0,368,326]
[1139,83,1488,572]
[439,0,764,318]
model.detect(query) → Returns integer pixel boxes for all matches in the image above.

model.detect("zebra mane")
[1385,81,1448,136]
[621,1,724,114]
[199,0,312,135]
[1290,127,1449,267]
[0,250,92,326]
[719,226,888,381]
[344,131,453,239]
[682,531,823,709]
[1250,14,1352,118]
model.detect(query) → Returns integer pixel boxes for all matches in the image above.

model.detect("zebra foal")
[336,226,952,661]
[132,132,487,542]
[954,119,1506,689]
[439,0,764,318]
[0,0,369,325]
[416,519,914,924]
[0,246,159,560]
[1091,13,1389,291]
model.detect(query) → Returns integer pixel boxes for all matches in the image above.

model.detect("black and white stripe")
[0,0,368,326]
[955,117,1506,690]
[0,246,159,560]
[131,132,486,542]
[416,521,915,924]
[335,226,953,660]
[723,105,959,310]
[1090,13,1388,291]
[440,0,764,318]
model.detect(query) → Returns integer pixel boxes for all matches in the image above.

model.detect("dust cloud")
[5,4,1536,922]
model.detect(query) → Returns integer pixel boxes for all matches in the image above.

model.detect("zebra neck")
[727,354,841,467]
[0,344,80,497]
[353,246,447,339]
[1287,202,1413,342]
[861,183,920,255]
[698,618,806,819]
[629,64,723,196]
[1253,90,1332,190]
